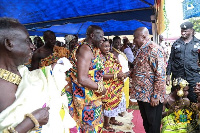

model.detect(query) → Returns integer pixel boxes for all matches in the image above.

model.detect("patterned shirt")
[131,41,166,103]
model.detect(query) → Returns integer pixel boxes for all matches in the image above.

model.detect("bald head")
[0,18,35,66]
[133,27,150,48]
[85,25,104,47]
[0,17,27,45]
[134,27,149,38]
[43,30,56,46]
[86,25,103,37]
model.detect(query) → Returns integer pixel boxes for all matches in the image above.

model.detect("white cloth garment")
[0,58,76,133]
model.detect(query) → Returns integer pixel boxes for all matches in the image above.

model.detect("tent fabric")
[29,20,152,37]
[0,0,155,37]
[183,0,200,19]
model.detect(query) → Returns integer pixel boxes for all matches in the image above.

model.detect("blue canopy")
[183,0,200,19]
[0,0,155,37]
[29,20,152,37]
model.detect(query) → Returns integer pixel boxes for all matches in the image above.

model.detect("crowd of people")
[1,17,200,133]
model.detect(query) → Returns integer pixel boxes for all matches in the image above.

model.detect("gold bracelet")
[114,73,118,80]
[24,113,40,131]
[96,78,104,93]
[3,126,18,133]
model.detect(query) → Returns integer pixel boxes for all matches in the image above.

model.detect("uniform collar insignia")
[194,43,200,49]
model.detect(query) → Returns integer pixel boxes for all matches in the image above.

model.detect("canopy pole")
[151,15,158,44]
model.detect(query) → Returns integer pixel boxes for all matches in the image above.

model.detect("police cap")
[180,21,193,29]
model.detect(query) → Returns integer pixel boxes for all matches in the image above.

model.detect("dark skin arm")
[76,44,106,95]
[15,107,49,133]
[162,106,177,118]
[103,72,126,80]
[162,99,173,118]
[162,97,181,118]
[0,81,49,133]
[30,50,41,70]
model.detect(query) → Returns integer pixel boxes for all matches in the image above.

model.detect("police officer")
[166,21,200,103]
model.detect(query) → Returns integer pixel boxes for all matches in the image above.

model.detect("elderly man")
[0,18,75,133]
[65,25,106,133]
[166,21,200,103]
[131,27,166,133]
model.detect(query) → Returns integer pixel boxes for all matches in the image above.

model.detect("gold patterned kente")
[0,68,21,85]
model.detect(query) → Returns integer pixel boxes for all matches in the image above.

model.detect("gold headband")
[173,78,189,89]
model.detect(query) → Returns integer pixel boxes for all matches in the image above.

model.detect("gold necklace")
[113,48,128,61]
[0,68,22,85]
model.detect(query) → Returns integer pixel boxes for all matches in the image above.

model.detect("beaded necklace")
[0,68,21,85]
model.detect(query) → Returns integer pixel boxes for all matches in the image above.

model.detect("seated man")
[0,18,76,133]
[161,77,191,133]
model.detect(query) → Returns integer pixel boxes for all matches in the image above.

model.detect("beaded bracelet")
[96,78,104,93]
[24,113,40,131]
[3,126,18,133]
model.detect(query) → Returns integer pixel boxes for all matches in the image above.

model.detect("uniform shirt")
[131,41,166,103]
[166,36,200,85]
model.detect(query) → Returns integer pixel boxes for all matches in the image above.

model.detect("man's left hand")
[150,97,159,107]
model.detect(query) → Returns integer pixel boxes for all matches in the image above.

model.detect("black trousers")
[137,101,163,133]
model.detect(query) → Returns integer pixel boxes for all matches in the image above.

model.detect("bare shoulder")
[163,94,170,104]
[77,44,93,58]
[32,47,45,59]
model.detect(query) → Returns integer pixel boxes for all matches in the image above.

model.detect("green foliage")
[189,17,200,32]
[163,0,170,31]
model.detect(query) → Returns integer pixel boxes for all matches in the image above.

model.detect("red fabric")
[132,110,145,133]
[69,126,78,133]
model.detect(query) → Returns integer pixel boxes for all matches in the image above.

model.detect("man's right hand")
[32,107,50,126]
[117,72,125,79]
[100,86,107,96]
[166,75,171,86]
